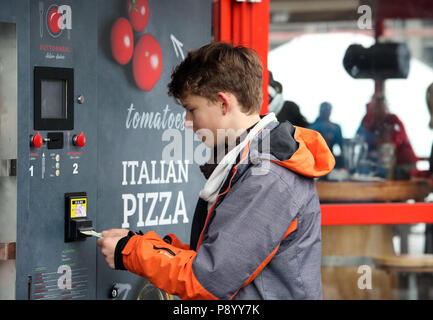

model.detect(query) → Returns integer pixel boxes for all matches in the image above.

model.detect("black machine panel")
[0,0,212,300]
[34,66,74,130]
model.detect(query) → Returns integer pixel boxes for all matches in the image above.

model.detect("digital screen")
[40,79,67,119]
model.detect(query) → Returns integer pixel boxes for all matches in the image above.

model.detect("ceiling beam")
[273,10,360,23]
[270,0,360,13]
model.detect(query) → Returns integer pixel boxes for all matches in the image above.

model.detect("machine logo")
[43,3,72,38]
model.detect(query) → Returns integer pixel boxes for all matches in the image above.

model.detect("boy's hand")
[97,229,130,269]
[101,228,130,238]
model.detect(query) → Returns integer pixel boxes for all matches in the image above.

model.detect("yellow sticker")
[70,198,87,218]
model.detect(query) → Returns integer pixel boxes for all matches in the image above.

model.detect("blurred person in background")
[268,71,284,115]
[268,71,309,127]
[309,102,343,168]
[356,95,417,179]
[277,101,310,128]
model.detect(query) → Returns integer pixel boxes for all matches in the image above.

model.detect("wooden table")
[373,254,433,273]
[373,254,433,300]
[316,179,432,203]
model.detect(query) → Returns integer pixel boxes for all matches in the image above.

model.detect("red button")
[31,133,43,148]
[73,133,86,148]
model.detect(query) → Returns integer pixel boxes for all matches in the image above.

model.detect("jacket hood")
[257,121,335,178]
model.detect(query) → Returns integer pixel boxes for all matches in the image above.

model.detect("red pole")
[213,0,270,115]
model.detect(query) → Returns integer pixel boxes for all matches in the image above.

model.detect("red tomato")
[110,17,134,65]
[133,34,163,91]
[127,0,149,32]
[48,8,61,34]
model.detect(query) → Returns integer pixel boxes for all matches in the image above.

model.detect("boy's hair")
[167,42,263,115]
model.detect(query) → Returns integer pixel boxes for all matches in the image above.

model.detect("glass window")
[269,0,433,300]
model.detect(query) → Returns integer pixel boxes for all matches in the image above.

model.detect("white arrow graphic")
[170,34,185,60]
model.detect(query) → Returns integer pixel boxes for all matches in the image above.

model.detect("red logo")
[45,4,72,38]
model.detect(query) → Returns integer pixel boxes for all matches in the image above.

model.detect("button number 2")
[73,163,78,175]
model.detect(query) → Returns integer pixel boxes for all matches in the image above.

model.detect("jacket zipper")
[153,245,176,256]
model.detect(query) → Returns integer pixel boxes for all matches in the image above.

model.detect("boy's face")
[181,94,226,148]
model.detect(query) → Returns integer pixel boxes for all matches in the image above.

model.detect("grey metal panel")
[14,0,98,300]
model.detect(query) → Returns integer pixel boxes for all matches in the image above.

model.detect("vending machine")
[0,0,211,300]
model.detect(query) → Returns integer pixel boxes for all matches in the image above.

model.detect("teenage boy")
[97,42,335,300]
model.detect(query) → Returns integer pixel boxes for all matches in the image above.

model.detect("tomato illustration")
[48,8,61,34]
[127,0,150,32]
[132,34,163,91]
[110,17,134,65]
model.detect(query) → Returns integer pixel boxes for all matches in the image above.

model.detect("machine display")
[41,79,66,119]
[34,67,74,130]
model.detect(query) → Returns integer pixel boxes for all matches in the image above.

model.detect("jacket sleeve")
[163,233,190,250]
[118,231,218,300]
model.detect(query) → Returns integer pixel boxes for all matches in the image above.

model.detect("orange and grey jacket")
[114,119,335,299]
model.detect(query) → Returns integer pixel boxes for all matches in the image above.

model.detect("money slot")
[64,192,95,242]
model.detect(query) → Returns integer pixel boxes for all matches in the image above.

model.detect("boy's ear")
[217,92,231,115]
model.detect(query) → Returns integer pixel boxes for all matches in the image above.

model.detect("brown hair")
[167,42,263,114]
